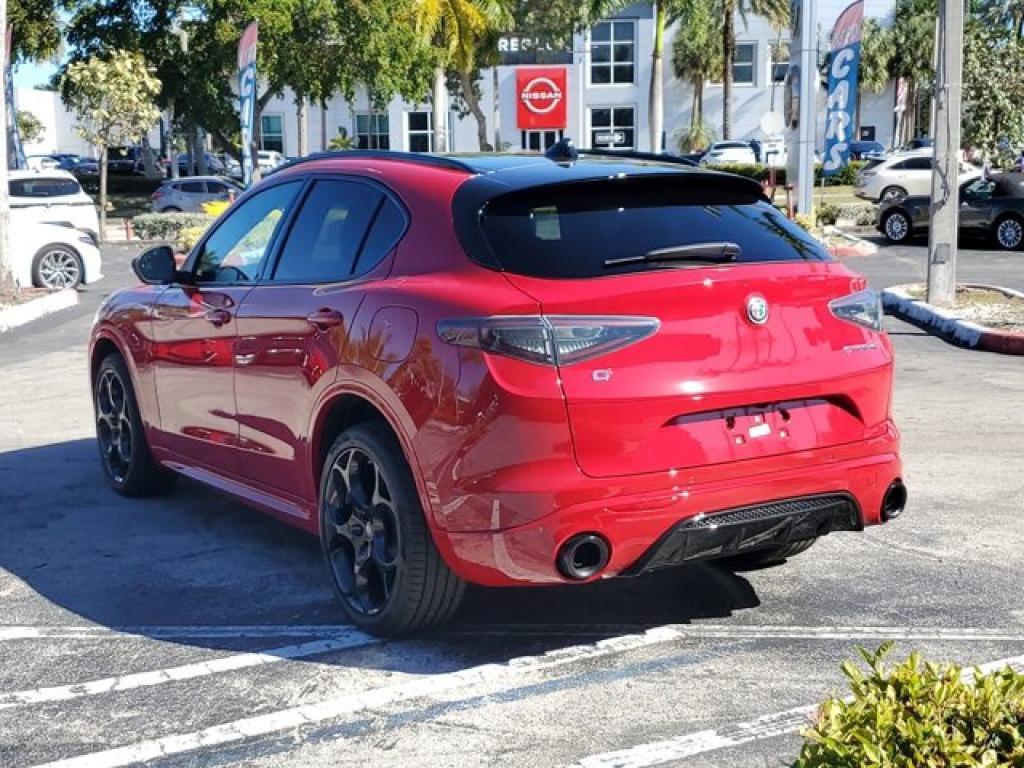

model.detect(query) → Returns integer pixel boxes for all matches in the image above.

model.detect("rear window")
[477,179,830,278]
[10,177,82,198]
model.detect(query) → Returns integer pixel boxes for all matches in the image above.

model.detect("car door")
[233,177,406,505]
[902,156,934,196]
[959,178,997,234]
[176,180,210,212]
[148,180,303,476]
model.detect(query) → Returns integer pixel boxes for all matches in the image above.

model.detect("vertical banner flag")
[822,0,864,175]
[6,26,23,170]
[237,22,258,186]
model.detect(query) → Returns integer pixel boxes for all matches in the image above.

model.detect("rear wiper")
[603,241,741,268]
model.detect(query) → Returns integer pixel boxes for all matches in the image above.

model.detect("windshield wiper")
[603,241,741,268]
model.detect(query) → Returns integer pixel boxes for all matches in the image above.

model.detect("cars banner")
[237,22,258,186]
[822,0,864,176]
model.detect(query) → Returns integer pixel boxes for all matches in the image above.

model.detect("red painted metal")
[90,154,903,587]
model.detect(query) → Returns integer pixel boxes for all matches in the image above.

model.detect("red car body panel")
[90,153,903,587]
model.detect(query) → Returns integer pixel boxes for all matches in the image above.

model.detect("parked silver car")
[151,176,243,213]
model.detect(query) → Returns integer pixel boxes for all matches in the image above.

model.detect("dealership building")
[18,0,900,161]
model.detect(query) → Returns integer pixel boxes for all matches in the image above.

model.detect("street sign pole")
[926,0,964,308]
[0,2,12,294]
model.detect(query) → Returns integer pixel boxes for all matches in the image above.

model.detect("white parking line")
[27,625,690,768]
[0,632,378,710]
[0,625,353,641]
[569,653,1024,767]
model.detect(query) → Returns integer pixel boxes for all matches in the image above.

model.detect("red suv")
[90,145,905,635]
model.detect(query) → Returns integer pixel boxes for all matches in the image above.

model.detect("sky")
[14,61,58,90]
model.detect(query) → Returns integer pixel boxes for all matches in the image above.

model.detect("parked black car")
[878,173,1024,250]
[175,153,227,176]
[849,140,885,160]
[107,146,164,175]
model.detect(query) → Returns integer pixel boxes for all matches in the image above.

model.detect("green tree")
[719,0,788,139]
[671,0,721,151]
[9,0,61,64]
[963,17,1024,161]
[15,109,44,144]
[414,0,513,151]
[62,51,161,242]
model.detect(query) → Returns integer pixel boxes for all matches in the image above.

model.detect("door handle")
[306,308,343,330]
[205,308,232,327]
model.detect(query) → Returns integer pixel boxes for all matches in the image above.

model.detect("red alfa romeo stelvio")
[89,141,906,635]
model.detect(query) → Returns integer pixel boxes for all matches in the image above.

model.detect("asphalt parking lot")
[1,241,1022,768]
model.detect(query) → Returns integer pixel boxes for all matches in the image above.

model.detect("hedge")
[132,212,215,241]
[795,643,1024,767]
[700,160,868,187]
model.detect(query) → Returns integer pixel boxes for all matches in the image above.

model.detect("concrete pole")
[795,0,818,215]
[0,4,12,293]
[926,0,964,308]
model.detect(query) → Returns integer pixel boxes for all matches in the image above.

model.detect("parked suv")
[855,150,976,202]
[152,176,243,212]
[90,146,905,635]
[10,169,99,244]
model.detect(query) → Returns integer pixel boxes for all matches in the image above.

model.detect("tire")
[32,245,84,290]
[319,422,465,635]
[880,186,907,203]
[993,215,1024,250]
[94,353,177,497]
[161,206,182,213]
[717,537,818,571]
[881,210,912,243]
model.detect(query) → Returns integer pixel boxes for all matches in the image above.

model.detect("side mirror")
[132,245,177,285]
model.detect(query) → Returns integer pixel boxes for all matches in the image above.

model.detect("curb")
[0,288,79,333]
[882,283,1024,355]
[818,226,879,258]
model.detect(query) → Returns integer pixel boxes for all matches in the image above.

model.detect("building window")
[590,20,635,85]
[770,42,789,84]
[733,42,757,86]
[589,106,635,149]
[260,114,284,153]
[521,130,564,152]
[408,111,437,152]
[355,112,390,149]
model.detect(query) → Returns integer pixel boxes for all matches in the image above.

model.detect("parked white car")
[9,170,100,245]
[855,150,977,202]
[699,141,758,166]
[25,155,61,171]
[257,150,284,172]
[11,221,102,290]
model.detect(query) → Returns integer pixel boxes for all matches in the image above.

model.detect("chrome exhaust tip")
[556,533,611,581]
[881,480,908,521]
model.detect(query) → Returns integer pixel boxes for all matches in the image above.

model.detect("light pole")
[0,1,13,293]
[925,0,964,308]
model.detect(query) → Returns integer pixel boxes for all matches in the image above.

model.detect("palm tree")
[671,0,721,151]
[413,0,513,151]
[720,0,788,140]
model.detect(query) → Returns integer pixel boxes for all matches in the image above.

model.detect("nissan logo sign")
[519,76,563,115]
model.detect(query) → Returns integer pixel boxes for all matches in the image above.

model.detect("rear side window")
[10,177,82,197]
[477,179,830,278]
[904,157,933,171]
[272,179,383,283]
[355,196,406,274]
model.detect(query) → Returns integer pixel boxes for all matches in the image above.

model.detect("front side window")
[407,111,434,152]
[272,180,383,283]
[355,112,390,149]
[591,20,635,84]
[260,114,285,153]
[590,106,635,150]
[10,177,82,197]
[179,181,206,194]
[733,42,757,86]
[194,181,301,284]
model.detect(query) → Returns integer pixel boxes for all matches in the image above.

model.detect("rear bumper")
[432,432,902,587]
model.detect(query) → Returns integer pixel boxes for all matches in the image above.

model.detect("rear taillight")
[829,289,883,331]
[437,315,659,366]
[151,190,163,200]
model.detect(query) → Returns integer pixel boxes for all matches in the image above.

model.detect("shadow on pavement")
[0,437,761,667]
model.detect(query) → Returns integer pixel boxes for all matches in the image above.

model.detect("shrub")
[814,160,867,187]
[132,212,214,241]
[178,225,207,253]
[793,212,816,232]
[816,203,842,226]
[795,643,1024,767]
